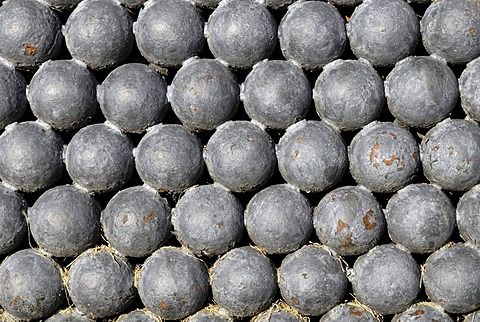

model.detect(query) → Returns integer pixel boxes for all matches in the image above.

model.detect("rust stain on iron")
[369,141,380,162]
[23,44,37,56]
[362,209,377,230]
[349,307,364,317]
[383,155,400,166]
[339,233,356,250]
[292,150,300,160]
[409,309,424,316]
[143,211,157,223]
[336,219,348,234]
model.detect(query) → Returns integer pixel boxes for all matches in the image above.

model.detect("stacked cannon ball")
[1,0,480,321]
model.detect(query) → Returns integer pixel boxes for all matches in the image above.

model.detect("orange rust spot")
[217,222,223,228]
[331,194,336,201]
[383,155,400,166]
[296,137,304,144]
[292,150,300,160]
[469,27,476,36]
[412,151,417,160]
[363,83,368,89]
[389,132,397,140]
[447,146,455,154]
[247,134,254,142]
[336,219,349,235]
[160,301,168,310]
[23,44,37,56]
[456,165,462,171]
[345,16,350,22]
[433,146,440,151]
[409,309,424,316]
[290,297,299,306]
[349,307,364,317]
[143,211,157,223]
[362,209,377,230]
[372,162,380,168]
[339,233,356,250]
[369,141,380,162]
[122,214,128,224]
[11,295,21,305]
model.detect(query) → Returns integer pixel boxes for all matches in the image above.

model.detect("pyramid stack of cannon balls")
[1,0,480,321]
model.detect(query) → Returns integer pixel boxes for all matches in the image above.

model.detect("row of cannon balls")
[1,0,480,321]
[0,0,479,71]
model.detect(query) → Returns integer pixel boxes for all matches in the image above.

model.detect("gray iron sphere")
[211,246,277,317]
[206,0,277,69]
[67,247,136,318]
[137,247,209,320]
[101,186,171,258]
[0,121,64,193]
[185,307,234,322]
[134,0,205,68]
[204,121,276,193]
[277,120,347,193]
[278,1,346,70]
[420,118,480,191]
[244,184,312,254]
[385,184,456,253]
[28,59,97,131]
[349,121,420,193]
[347,0,420,67]
[423,243,480,313]
[320,303,379,322]
[46,308,94,322]
[0,62,27,131]
[252,304,307,322]
[392,302,453,322]
[98,63,168,134]
[241,60,311,130]
[350,244,420,315]
[0,0,62,68]
[116,310,160,322]
[457,184,480,245]
[0,185,27,255]
[64,0,134,70]
[313,59,384,131]
[172,184,243,257]
[28,185,101,258]
[278,244,348,316]
[460,57,480,122]
[314,186,385,256]
[65,123,134,193]
[421,0,480,64]
[385,56,458,128]
[0,249,65,320]
[168,58,239,131]
[135,124,204,192]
